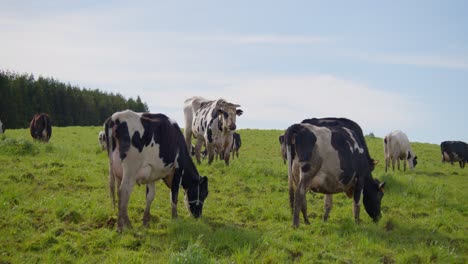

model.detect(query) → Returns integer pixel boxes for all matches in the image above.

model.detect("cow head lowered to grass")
[104,110,209,232]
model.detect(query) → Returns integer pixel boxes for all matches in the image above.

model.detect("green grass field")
[0,127,466,263]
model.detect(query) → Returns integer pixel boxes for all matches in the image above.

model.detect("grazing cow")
[98,130,107,150]
[0,119,3,134]
[231,132,242,159]
[30,113,52,142]
[184,96,243,165]
[105,110,209,232]
[279,118,379,170]
[384,130,417,172]
[284,122,385,228]
[440,141,468,168]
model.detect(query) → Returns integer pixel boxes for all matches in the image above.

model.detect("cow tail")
[104,117,116,208]
[284,124,302,185]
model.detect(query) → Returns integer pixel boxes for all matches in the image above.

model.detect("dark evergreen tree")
[0,70,151,128]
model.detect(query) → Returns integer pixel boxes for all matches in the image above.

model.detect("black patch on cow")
[236,109,243,116]
[284,124,316,162]
[294,127,316,162]
[330,127,361,185]
[115,120,131,160]
[301,164,311,172]
[151,143,154,147]
[131,131,144,152]
[207,128,213,143]
[302,117,375,172]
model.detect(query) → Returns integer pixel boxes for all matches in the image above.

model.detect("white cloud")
[349,52,468,70]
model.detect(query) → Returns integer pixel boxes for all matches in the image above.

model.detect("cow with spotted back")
[30,113,52,142]
[279,118,379,170]
[105,110,209,232]
[184,96,243,165]
[284,121,385,228]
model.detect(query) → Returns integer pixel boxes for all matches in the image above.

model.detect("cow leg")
[293,162,319,228]
[293,180,306,228]
[143,182,156,227]
[171,169,183,218]
[117,174,135,232]
[194,139,204,164]
[323,194,333,221]
[207,144,215,165]
[404,159,407,171]
[352,187,362,224]
[385,158,389,172]
[288,182,295,215]
[223,148,230,166]
[397,158,401,171]
[391,158,395,171]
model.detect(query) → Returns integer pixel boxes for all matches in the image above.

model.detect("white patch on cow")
[0,119,3,134]
[133,140,175,185]
[344,128,364,154]
[111,110,145,139]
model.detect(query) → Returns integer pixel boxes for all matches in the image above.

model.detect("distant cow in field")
[279,118,379,170]
[384,130,417,172]
[231,132,242,159]
[440,141,468,168]
[184,96,243,165]
[30,113,52,142]
[105,110,209,232]
[284,121,385,228]
[98,131,106,150]
[0,119,4,134]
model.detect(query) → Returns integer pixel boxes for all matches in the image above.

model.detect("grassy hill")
[0,127,466,263]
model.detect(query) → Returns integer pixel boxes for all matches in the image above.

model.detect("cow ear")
[236,109,243,116]
[379,182,386,190]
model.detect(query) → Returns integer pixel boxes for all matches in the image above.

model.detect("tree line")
[0,70,149,129]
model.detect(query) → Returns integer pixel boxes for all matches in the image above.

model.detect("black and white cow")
[440,141,468,168]
[384,130,417,172]
[184,96,243,165]
[98,130,107,150]
[30,113,52,142]
[279,118,379,170]
[105,110,209,232]
[231,132,242,159]
[284,121,385,228]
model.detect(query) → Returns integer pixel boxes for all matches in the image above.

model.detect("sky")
[1,0,467,144]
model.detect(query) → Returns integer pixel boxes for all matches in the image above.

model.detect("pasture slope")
[0,127,466,263]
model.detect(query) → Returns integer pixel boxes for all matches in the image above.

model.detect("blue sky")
[1,0,467,144]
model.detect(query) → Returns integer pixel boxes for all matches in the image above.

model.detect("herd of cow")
[1,96,467,231]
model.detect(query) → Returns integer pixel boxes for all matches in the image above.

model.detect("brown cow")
[30,113,52,142]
